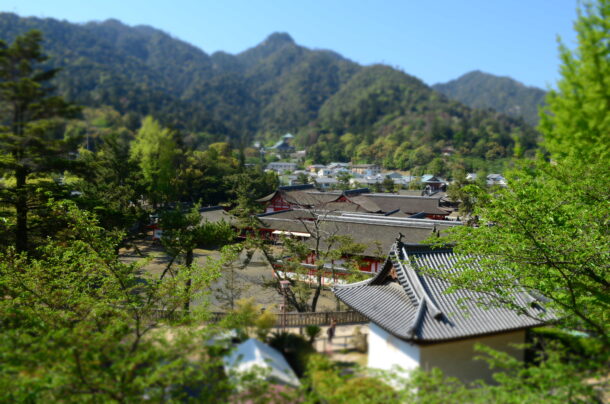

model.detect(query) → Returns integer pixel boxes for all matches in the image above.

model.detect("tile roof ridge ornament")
[394,242,444,320]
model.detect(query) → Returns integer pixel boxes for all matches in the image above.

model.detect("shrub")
[304,325,321,344]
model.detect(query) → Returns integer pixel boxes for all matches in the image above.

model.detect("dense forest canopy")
[433,70,547,126]
[0,13,539,167]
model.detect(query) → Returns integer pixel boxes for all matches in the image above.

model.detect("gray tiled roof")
[199,206,237,225]
[334,242,553,342]
[361,194,450,215]
[256,188,341,206]
[257,213,456,256]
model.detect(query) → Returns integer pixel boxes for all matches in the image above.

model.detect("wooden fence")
[273,310,368,327]
[146,309,368,327]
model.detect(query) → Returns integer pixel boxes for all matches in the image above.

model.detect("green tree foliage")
[220,298,277,341]
[335,171,352,190]
[423,2,610,399]
[213,244,251,311]
[160,205,234,310]
[304,355,400,403]
[295,171,311,185]
[382,175,395,192]
[174,143,239,206]
[0,201,232,402]
[75,130,145,233]
[130,116,178,207]
[227,169,278,230]
[539,1,610,160]
[446,171,478,218]
[441,158,609,346]
[0,30,79,252]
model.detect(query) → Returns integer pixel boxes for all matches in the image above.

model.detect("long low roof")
[355,194,450,215]
[334,242,553,342]
[257,187,451,216]
[257,210,459,256]
[199,206,237,225]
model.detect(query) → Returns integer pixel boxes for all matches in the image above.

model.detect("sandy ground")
[120,240,340,312]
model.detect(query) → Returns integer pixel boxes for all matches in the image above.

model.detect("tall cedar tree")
[0,30,79,253]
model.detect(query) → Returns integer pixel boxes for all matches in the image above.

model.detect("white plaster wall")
[367,323,420,377]
[420,330,525,384]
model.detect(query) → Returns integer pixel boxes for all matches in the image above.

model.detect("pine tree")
[0,30,79,252]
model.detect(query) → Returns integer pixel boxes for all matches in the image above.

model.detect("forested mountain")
[433,71,547,126]
[0,13,540,167]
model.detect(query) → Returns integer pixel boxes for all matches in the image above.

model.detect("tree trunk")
[183,249,194,311]
[310,270,323,312]
[15,167,28,254]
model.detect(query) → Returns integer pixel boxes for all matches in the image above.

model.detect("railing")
[145,309,368,327]
[274,310,368,327]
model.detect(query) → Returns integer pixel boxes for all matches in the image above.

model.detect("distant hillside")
[0,13,540,167]
[433,71,547,126]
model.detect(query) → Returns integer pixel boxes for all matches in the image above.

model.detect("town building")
[307,164,326,173]
[487,173,508,187]
[351,164,381,176]
[314,176,338,190]
[270,133,295,157]
[421,175,447,193]
[266,162,297,173]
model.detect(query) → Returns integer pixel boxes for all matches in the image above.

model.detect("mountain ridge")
[0,13,540,168]
[433,70,547,126]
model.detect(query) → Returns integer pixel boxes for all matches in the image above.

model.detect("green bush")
[529,327,602,361]
[305,354,399,403]
[304,325,321,344]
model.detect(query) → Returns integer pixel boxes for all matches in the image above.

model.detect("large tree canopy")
[539,0,610,160]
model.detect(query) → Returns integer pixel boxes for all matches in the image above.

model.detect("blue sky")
[2,0,579,88]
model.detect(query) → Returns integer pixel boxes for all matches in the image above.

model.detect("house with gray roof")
[334,240,554,383]
[487,173,508,187]
[266,162,297,173]
[199,206,237,226]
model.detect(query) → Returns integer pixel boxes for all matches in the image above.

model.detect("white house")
[334,241,553,384]
[351,164,381,176]
[328,162,350,170]
[307,164,326,173]
[314,176,338,190]
[317,168,333,177]
[267,162,297,173]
